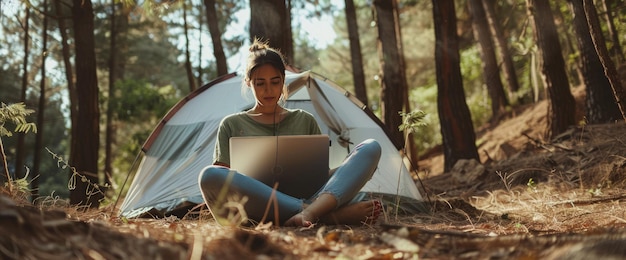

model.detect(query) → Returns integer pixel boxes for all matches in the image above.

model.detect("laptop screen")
[229,135,330,199]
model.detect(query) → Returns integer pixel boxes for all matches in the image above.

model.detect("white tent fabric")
[119,71,424,218]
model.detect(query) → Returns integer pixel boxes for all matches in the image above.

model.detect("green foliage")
[407,85,440,154]
[10,168,31,192]
[0,102,37,192]
[1,64,70,199]
[527,178,537,192]
[39,173,70,199]
[399,110,427,134]
[2,169,32,202]
[0,102,37,137]
[109,79,174,121]
[293,30,322,70]
[100,79,179,202]
[465,91,492,129]
[459,44,514,128]
[459,46,483,96]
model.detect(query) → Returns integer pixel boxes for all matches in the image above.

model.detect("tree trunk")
[117,5,131,79]
[104,0,117,192]
[601,0,625,63]
[526,0,577,139]
[372,0,407,150]
[344,0,368,107]
[468,0,509,121]
[250,0,293,64]
[583,0,626,121]
[395,0,419,169]
[432,0,480,172]
[71,0,102,207]
[204,0,228,77]
[55,0,78,175]
[285,0,294,65]
[15,9,30,180]
[554,5,585,89]
[482,0,521,95]
[32,0,49,202]
[197,10,205,86]
[569,0,622,123]
[183,1,198,92]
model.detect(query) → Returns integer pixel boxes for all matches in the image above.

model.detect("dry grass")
[2,135,626,259]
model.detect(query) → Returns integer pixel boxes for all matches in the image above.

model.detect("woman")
[198,39,382,227]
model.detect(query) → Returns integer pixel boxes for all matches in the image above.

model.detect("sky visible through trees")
[165,2,341,73]
[0,0,339,76]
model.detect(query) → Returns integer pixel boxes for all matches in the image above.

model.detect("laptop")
[229,135,330,199]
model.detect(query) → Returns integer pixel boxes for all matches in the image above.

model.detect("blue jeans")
[198,139,381,225]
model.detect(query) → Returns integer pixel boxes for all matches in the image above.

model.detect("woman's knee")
[358,139,381,159]
[198,165,231,191]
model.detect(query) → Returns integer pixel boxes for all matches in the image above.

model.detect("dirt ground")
[2,85,626,259]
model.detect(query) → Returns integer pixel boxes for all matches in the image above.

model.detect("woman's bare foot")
[285,193,337,227]
[320,200,382,225]
[284,195,382,227]
[284,212,315,227]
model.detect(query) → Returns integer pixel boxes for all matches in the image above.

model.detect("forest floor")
[2,84,626,259]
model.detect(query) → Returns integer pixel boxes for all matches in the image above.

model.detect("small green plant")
[514,222,528,231]
[527,178,537,192]
[0,102,37,136]
[399,110,428,133]
[588,183,603,196]
[12,167,32,192]
[0,102,37,193]
[396,110,429,218]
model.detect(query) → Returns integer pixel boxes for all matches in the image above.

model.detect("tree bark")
[32,0,49,202]
[250,0,293,64]
[394,0,419,169]
[204,0,228,77]
[71,0,102,207]
[526,0,577,138]
[372,0,407,150]
[55,0,78,175]
[569,0,622,123]
[583,0,626,121]
[183,1,198,92]
[468,0,509,121]
[15,8,30,180]
[197,9,204,86]
[600,0,625,63]
[104,0,118,192]
[344,0,368,107]
[482,0,521,95]
[432,0,480,172]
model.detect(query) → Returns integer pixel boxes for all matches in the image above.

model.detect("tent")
[119,70,426,218]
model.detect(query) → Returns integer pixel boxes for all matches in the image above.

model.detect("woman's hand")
[213,161,230,168]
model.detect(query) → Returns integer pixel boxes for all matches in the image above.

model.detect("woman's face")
[248,64,284,111]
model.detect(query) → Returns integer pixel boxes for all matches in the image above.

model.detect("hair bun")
[249,38,270,52]
[243,38,286,83]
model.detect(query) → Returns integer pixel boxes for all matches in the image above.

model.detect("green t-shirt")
[213,108,321,165]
